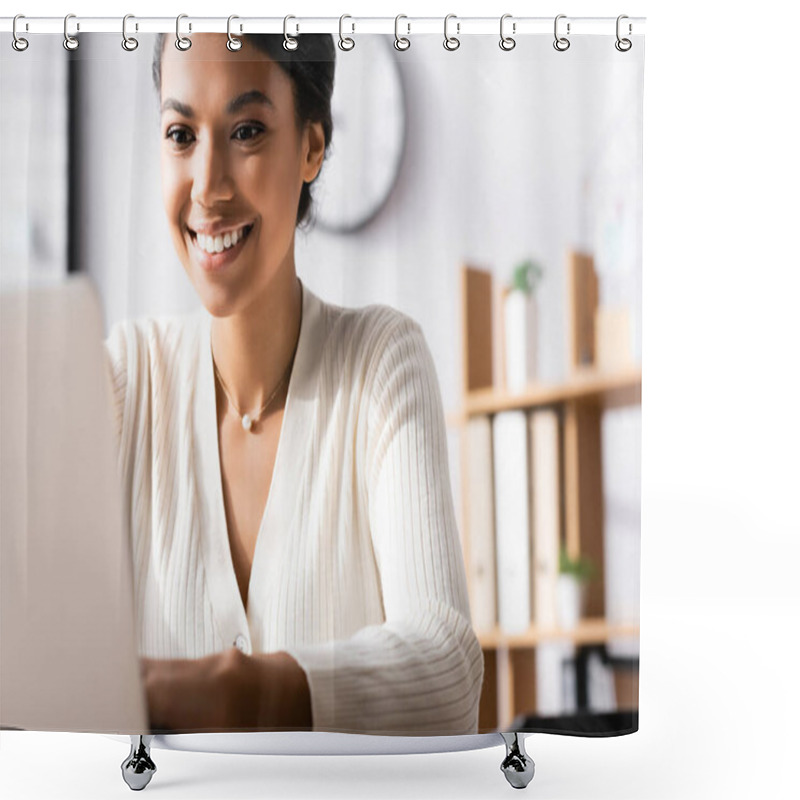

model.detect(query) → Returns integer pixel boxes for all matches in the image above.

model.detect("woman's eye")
[165,127,193,147]
[233,124,264,142]
[163,124,263,148]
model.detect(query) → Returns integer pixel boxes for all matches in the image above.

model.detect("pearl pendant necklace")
[211,344,296,433]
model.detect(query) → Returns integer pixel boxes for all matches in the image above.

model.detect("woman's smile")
[187,222,255,273]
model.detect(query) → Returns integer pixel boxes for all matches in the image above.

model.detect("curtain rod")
[1,16,646,37]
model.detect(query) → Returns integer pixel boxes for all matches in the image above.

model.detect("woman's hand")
[140,647,243,733]
[249,650,313,731]
[140,648,312,733]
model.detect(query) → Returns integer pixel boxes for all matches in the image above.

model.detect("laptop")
[0,273,148,734]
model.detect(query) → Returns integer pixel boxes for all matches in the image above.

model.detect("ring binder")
[444,14,460,51]
[554,14,571,52]
[122,14,138,52]
[499,14,516,51]
[338,14,355,51]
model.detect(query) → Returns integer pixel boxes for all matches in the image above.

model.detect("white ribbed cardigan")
[103,278,484,736]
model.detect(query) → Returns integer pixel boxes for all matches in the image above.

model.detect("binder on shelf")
[465,414,497,634]
[566,251,599,371]
[536,641,577,716]
[529,407,561,630]
[492,410,533,635]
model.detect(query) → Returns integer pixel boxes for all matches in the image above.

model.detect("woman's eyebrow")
[160,91,275,117]
[161,98,193,117]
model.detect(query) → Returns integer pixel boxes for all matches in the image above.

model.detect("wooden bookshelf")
[451,263,641,733]
[446,366,642,426]
[477,618,640,650]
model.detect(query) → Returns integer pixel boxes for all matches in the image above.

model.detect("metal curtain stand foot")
[121,735,157,790]
[118,732,533,790]
[500,731,535,789]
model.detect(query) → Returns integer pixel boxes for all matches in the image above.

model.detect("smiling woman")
[102,31,484,738]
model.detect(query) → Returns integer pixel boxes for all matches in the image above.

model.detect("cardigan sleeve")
[283,314,484,735]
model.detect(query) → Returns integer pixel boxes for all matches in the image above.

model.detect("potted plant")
[556,546,595,630]
[503,259,544,393]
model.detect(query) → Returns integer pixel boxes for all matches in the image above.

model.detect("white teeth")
[193,225,249,255]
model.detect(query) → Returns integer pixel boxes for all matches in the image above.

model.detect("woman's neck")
[209,270,303,418]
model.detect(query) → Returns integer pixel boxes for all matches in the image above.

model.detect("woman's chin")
[193,284,243,320]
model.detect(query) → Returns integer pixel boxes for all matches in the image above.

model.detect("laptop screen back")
[1,274,148,733]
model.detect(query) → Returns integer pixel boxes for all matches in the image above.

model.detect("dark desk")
[510,709,638,737]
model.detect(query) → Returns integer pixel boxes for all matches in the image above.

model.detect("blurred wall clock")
[312,35,407,234]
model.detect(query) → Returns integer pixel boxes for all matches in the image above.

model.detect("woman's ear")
[302,120,326,184]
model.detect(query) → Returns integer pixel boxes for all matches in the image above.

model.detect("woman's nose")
[190,139,234,207]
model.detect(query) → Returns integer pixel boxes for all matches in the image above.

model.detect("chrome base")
[500,732,535,789]
[121,735,156,791]
[116,731,532,789]
[103,730,501,756]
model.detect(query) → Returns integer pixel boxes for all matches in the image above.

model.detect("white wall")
[0,36,68,282]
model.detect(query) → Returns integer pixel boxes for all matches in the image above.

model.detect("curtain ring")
[175,14,192,50]
[553,14,571,52]
[394,15,410,51]
[615,14,632,52]
[227,15,242,51]
[121,14,139,51]
[338,14,355,51]
[443,14,460,51]
[63,13,79,51]
[283,15,299,51]
[12,15,29,52]
[499,14,516,51]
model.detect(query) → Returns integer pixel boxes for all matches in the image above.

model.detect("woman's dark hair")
[152,33,335,230]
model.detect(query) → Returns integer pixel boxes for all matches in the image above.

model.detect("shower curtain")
[1,18,644,739]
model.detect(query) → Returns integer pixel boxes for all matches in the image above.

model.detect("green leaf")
[558,545,596,583]
[509,259,544,294]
